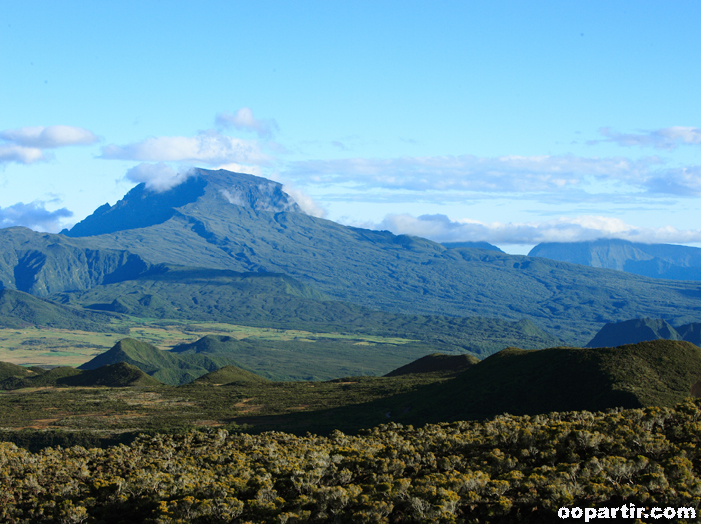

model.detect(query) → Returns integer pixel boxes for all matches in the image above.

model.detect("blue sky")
[1,1,700,254]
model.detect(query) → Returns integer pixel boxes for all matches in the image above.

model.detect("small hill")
[64,362,162,387]
[384,353,479,377]
[191,365,269,386]
[0,288,125,332]
[78,338,238,385]
[0,362,47,385]
[0,361,161,389]
[0,366,82,390]
[586,318,681,347]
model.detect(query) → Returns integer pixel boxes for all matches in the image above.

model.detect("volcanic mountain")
[1,169,701,345]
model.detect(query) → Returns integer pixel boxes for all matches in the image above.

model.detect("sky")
[1,1,700,255]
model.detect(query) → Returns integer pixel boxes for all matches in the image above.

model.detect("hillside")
[52,269,561,358]
[191,365,270,386]
[529,238,701,280]
[0,288,125,332]
[255,339,701,435]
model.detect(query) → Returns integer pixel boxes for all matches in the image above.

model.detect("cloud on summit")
[0,201,73,232]
[375,213,701,246]
[101,130,269,166]
[215,108,279,139]
[125,163,196,192]
[0,125,99,165]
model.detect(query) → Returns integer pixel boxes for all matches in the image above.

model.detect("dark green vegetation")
[587,317,701,347]
[530,238,701,280]
[2,400,701,523]
[51,265,561,358]
[1,169,700,345]
[0,361,161,390]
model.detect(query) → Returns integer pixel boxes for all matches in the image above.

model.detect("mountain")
[384,353,479,377]
[0,361,46,382]
[60,170,302,237]
[0,288,125,332]
[529,239,701,280]
[677,323,701,346]
[2,169,701,345]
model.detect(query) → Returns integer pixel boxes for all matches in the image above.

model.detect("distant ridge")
[191,365,269,386]
[441,241,503,253]
[529,238,701,280]
[586,318,701,348]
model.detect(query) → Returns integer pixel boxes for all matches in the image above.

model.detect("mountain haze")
[529,239,701,280]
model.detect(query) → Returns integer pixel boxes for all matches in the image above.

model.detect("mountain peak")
[62,169,302,237]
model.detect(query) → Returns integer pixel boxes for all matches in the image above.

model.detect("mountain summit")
[62,169,302,237]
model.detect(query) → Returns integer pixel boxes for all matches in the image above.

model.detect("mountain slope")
[0,288,125,332]
[50,170,701,346]
[384,353,479,377]
[529,239,701,280]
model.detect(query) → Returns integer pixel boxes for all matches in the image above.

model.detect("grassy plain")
[0,320,420,374]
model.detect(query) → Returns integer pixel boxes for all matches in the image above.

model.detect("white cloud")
[215,108,279,139]
[0,201,73,232]
[0,125,99,165]
[281,185,327,218]
[214,162,263,177]
[0,125,98,148]
[591,126,701,150]
[125,163,195,192]
[101,130,270,166]
[373,213,701,245]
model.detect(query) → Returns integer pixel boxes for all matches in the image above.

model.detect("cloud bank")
[284,153,701,198]
[0,125,99,165]
[216,108,279,139]
[0,201,73,232]
[101,130,269,166]
[374,213,701,246]
[590,126,701,150]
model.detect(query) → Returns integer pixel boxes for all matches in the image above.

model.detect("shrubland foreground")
[2,400,701,523]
